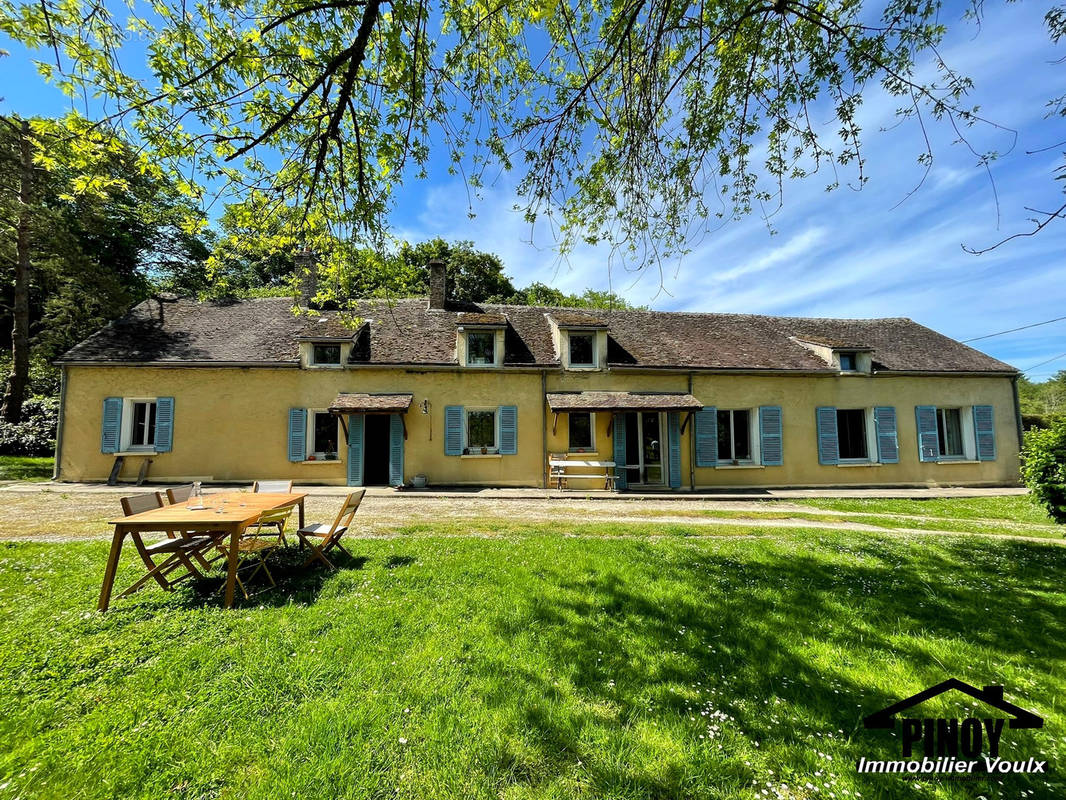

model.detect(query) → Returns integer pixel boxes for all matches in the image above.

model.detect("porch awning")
[545,391,704,413]
[328,392,414,414]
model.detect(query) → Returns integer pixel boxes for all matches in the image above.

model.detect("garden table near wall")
[98,491,307,611]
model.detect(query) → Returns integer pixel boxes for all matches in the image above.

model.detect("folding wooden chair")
[214,506,292,599]
[296,490,365,569]
[117,492,220,599]
[162,483,228,572]
[252,480,295,542]
[166,484,194,504]
[253,480,294,493]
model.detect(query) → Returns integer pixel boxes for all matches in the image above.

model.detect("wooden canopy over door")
[328,393,412,487]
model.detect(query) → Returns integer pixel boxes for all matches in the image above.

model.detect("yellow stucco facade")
[57,363,1021,488]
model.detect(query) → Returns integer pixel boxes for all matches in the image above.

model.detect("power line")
[1023,352,1066,373]
[961,315,1066,343]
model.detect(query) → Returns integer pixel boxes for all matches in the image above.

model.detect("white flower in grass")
[398,737,408,745]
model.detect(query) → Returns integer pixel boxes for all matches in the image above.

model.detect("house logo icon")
[857,679,1047,778]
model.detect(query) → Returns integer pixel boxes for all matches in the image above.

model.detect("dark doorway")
[363,415,391,485]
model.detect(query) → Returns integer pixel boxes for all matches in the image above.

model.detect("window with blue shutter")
[154,397,174,452]
[973,405,996,461]
[444,406,463,455]
[388,414,404,486]
[693,407,717,467]
[816,407,839,465]
[499,405,518,454]
[288,408,307,462]
[873,406,899,463]
[612,413,627,490]
[101,397,122,454]
[667,412,682,489]
[347,414,364,486]
[914,406,939,462]
[759,406,783,466]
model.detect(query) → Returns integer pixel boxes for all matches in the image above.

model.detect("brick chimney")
[296,247,317,308]
[428,258,447,311]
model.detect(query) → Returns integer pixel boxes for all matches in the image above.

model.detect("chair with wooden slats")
[117,492,220,598]
[166,484,194,504]
[251,480,296,543]
[214,506,293,599]
[296,490,365,569]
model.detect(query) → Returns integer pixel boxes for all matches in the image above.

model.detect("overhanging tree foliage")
[3,0,1060,285]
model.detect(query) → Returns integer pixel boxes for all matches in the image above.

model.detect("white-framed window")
[936,407,964,458]
[307,410,340,459]
[716,409,753,462]
[836,408,871,461]
[310,343,342,366]
[568,412,595,452]
[568,332,596,367]
[465,408,497,452]
[124,399,157,450]
[466,331,496,366]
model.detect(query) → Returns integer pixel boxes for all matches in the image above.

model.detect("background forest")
[0,117,641,461]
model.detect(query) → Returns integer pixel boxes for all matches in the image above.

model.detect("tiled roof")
[547,311,609,328]
[456,312,507,326]
[546,392,705,411]
[59,296,1017,374]
[329,393,414,413]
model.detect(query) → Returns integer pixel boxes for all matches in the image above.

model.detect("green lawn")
[0,527,1063,799]
[795,495,1054,525]
[0,455,53,482]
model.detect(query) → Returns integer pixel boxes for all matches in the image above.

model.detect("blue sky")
[2,1,1064,377]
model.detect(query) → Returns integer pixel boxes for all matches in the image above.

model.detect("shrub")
[1021,419,1066,524]
[0,396,59,456]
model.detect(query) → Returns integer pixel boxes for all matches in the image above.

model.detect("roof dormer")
[546,312,609,370]
[791,337,874,374]
[456,312,507,367]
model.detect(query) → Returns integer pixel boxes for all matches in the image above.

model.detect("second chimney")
[428,259,447,310]
[296,247,317,308]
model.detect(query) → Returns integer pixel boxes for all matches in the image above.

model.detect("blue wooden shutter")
[693,407,718,467]
[444,406,463,455]
[287,408,307,462]
[388,414,404,486]
[816,407,839,465]
[873,406,899,463]
[759,406,783,466]
[154,397,175,452]
[973,405,996,461]
[667,412,682,489]
[499,405,518,454]
[612,413,627,490]
[347,414,364,486]
[101,397,123,454]
[915,406,939,462]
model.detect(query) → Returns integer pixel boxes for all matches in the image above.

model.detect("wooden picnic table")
[548,458,617,490]
[99,491,307,611]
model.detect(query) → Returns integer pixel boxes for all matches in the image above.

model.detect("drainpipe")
[52,364,67,480]
[688,372,695,491]
[541,370,548,489]
[1011,374,1024,450]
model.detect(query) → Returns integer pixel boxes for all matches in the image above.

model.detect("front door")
[363,415,391,485]
[624,411,665,486]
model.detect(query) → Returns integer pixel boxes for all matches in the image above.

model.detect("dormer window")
[838,351,858,372]
[312,343,342,366]
[466,331,496,366]
[569,333,596,367]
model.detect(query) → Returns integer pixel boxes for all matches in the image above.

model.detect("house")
[53,262,1022,489]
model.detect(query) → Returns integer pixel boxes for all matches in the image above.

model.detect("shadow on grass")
[482,535,1066,797]
[166,546,371,609]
